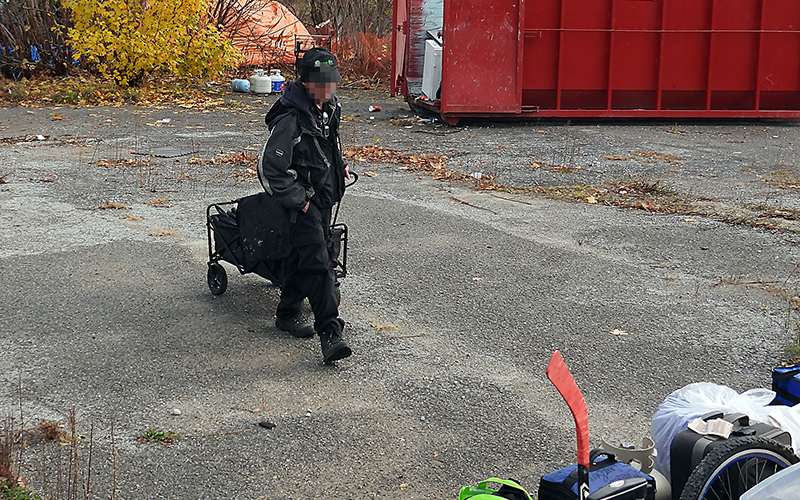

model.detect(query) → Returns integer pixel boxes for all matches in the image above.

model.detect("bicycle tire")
[678,435,798,500]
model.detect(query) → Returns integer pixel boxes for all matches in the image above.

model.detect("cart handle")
[345,171,358,189]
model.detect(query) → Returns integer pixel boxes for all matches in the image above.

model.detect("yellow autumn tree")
[61,0,242,86]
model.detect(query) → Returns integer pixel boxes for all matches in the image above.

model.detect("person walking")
[257,47,352,363]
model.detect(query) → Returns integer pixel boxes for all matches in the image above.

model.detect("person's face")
[306,79,337,106]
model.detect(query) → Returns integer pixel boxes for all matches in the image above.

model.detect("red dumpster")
[391,0,800,124]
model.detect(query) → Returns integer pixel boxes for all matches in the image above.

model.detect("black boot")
[275,316,316,338]
[320,328,351,363]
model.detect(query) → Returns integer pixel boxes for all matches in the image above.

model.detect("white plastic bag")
[650,382,778,481]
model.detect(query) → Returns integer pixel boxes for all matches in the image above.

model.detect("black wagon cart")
[205,173,356,296]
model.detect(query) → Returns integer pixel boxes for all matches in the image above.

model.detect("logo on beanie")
[315,59,336,68]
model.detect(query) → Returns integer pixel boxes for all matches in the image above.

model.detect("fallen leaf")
[146,197,171,207]
[683,218,696,222]
[399,484,409,488]
[363,171,379,177]
[371,323,398,332]
[149,231,176,237]
[587,195,597,204]
[98,202,128,209]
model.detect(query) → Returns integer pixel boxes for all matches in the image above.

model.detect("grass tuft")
[137,428,180,445]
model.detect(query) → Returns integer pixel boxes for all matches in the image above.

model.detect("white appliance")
[422,38,442,100]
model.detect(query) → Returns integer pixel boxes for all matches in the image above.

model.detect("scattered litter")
[305,409,312,418]
[687,417,733,438]
[171,408,182,416]
[470,172,483,179]
[156,118,171,124]
[36,134,45,141]
[610,329,628,336]
[369,105,381,112]
[258,420,276,429]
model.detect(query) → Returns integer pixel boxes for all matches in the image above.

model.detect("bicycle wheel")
[679,435,798,500]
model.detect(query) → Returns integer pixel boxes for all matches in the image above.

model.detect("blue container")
[231,79,250,93]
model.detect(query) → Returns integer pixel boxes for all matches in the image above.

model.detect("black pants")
[276,203,343,336]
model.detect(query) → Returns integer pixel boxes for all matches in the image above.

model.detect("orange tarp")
[225,1,311,67]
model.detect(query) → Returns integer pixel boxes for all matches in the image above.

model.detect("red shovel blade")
[546,350,590,468]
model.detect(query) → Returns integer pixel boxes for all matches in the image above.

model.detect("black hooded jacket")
[257,79,347,220]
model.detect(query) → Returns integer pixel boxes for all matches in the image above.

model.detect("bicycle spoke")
[704,456,783,499]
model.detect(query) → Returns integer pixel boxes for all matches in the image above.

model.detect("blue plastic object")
[231,79,250,93]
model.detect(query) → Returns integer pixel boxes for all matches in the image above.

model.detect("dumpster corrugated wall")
[392,0,800,122]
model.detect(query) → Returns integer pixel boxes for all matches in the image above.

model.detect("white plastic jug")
[249,69,271,94]
[269,69,286,94]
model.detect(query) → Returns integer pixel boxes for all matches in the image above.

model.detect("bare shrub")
[0,0,74,79]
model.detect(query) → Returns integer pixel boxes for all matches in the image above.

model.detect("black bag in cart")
[237,192,292,265]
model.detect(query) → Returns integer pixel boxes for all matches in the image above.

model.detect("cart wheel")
[207,263,228,295]
[442,115,460,126]
[678,435,797,500]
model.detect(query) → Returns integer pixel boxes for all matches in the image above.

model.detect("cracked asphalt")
[1,87,800,499]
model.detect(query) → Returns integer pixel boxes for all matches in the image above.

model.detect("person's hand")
[302,201,310,213]
[344,166,351,179]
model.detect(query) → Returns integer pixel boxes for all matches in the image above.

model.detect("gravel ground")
[1,87,800,499]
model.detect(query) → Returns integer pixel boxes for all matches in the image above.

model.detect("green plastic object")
[458,478,533,500]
